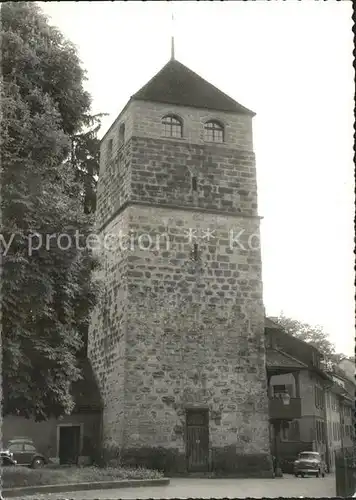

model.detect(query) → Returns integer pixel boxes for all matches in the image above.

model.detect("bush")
[90,443,120,467]
[1,465,163,488]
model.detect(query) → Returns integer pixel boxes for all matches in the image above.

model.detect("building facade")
[2,358,102,465]
[265,320,331,470]
[88,56,273,476]
[266,320,355,473]
[325,370,355,472]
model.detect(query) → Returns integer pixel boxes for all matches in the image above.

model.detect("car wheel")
[31,457,45,468]
[301,473,305,478]
[294,473,298,477]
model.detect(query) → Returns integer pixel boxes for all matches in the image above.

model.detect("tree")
[71,113,107,214]
[270,312,344,363]
[1,2,99,420]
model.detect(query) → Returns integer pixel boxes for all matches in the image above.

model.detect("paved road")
[9,474,336,499]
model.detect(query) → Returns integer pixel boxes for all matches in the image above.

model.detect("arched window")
[162,115,183,138]
[204,120,224,143]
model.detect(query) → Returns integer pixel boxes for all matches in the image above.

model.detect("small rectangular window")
[119,123,125,148]
[192,176,197,191]
[193,243,199,261]
[107,138,113,159]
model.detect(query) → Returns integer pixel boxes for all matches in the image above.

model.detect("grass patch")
[2,465,164,489]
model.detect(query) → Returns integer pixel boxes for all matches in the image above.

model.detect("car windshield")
[299,453,319,460]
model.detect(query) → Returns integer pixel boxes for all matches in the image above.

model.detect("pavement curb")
[2,477,170,498]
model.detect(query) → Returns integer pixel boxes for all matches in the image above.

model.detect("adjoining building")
[2,358,102,465]
[265,319,355,473]
[325,366,355,472]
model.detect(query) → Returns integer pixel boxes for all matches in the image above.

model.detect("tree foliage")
[71,113,107,214]
[1,2,99,420]
[270,312,344,363]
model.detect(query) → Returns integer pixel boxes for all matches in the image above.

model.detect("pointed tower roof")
[131,59,255,116]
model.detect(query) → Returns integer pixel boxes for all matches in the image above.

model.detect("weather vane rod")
[171,11,175,60]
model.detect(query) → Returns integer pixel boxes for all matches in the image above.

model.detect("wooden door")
[59,426,80,465]
[186,409,209,472]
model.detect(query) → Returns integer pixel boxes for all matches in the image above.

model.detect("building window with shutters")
[316,420,325,443]
[331,394,337,411]
[315,386,324,409]
[284,420,300,441]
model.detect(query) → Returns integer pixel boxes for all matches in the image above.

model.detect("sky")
[40,1,354,356]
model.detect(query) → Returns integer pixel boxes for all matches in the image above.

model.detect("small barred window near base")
[192,176,197,191]
[204,120,224,143]
[162,115,183,138]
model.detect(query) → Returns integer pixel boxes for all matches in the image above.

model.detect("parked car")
[294,451,327,478]
[0,449,17,466]
[5,438,47,468]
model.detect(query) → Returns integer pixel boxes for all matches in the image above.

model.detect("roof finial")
[171,12,175,60]
[171,35,175,60]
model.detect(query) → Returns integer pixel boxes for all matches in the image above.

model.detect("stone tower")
[88,56,273,476]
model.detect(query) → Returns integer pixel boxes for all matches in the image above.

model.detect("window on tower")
[118,123,125,148]
[107,138,113,159]
[162,115,183,138]
[204,120,224,143]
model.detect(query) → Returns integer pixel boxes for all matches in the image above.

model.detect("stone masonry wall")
[88,210,130,448]
[130,137,258,217]
[130,100,253,151]
[98,100,256,228]
[96,139,132,231]
[97,134,258,230]
[101,100,253,155]
[123,206,270,463]
[89,201,272,473]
